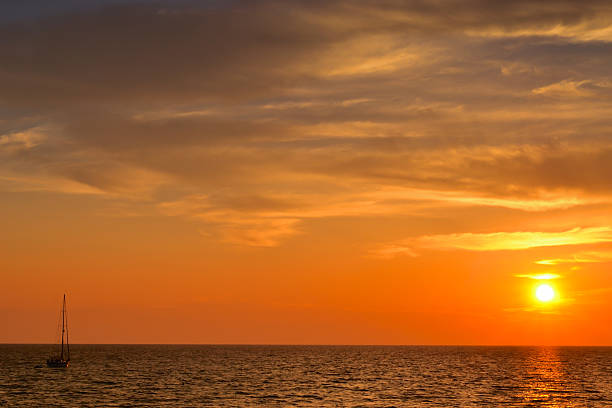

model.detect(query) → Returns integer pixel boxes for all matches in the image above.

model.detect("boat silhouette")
[47,294,70,368]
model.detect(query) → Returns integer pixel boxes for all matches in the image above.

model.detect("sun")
[535,283,555,302]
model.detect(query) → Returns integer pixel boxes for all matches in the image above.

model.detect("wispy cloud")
[0,128,46,153]
[418,227,612,251]
[368,244,418,260]
[374,227,612,257]
[158,194,303,247]
[535,251,612,265]
[514,273,562,280]
[532,80,593,98]
[214,218,301,247]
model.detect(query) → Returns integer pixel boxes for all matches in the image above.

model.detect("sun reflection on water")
[517,347,574,407]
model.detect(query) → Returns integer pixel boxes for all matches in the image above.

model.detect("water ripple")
[1,345,611,407]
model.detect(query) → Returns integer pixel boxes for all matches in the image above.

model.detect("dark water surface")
[1,345,611,407]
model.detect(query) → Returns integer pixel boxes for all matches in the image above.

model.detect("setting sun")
[535,284,555,302]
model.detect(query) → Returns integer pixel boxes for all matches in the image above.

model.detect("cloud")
[0,128,46,153]
[514,273,562,280]
[214,218,301,247]
[374,227,612,257]
[418,227,612,251]
[368,244,418,260]
[159,194,303,246]
[535,251,612,265]
[372,188,589,212]
[532,80,593,97]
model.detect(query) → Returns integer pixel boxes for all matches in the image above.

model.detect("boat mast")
[60,294,65,360]
[65,295,69,360]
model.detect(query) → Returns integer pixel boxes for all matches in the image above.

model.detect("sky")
[1,0,612,345]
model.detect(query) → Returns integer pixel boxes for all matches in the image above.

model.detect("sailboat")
[47,294,70,368]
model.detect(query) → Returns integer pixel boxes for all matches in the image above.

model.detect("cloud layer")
[2,0,612,246]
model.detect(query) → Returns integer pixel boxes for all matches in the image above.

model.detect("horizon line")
[2,343,612,347]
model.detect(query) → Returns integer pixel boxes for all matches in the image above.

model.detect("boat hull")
[46,359,69,368]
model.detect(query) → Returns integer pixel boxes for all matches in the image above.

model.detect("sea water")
[1,345,611,407]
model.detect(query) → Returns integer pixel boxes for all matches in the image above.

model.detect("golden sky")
[1,0,612,344]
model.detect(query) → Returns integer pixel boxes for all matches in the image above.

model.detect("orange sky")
[1,0,612,345]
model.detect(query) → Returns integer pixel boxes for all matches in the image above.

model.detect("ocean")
[1,345,611,407]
